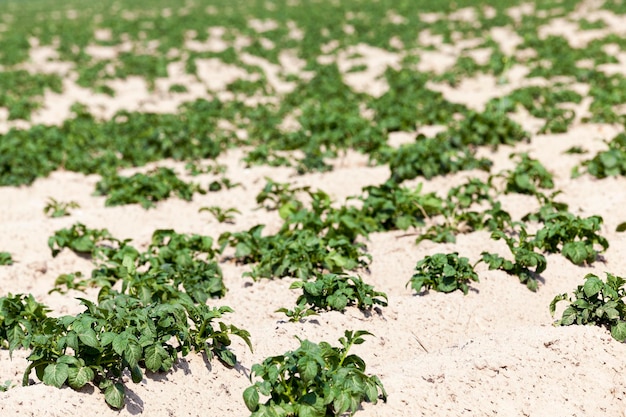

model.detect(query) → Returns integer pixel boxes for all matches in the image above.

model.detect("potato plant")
[278,273,388,321]
[550,273,626,341]
[408,253,479,295]
[243,331,386,417]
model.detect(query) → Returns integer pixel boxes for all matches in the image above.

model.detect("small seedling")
[199,206,241,224]
[43,197,80,218]
[0,252,13,265]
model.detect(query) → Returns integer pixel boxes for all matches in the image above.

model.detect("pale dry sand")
[2,3,626,417]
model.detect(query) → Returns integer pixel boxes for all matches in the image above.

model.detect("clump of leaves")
[49,228,226,303]
[533,212,609,265]
[0,293,51,352]
[408,253,479,295]
[385,133,492,183]
[207,177,242,192]
[413,178,513,244]
[168,83,188,93]
[220,225,370,281]
[199,206,241,224]
[94,167,205,209]
[486,86,582,133]
[185,161,227,176]
[48,223,119,258]
[43,197,80,218]
[221,190,372,280]
[550,273,626,341]
[447,110,530,149]
[368,67,466,131]
[480,228,547,291]
[255,177,310,213]
[500,153,554,195]
[243,330,387,417]
[576,132,626,178]
[0,252,13,265]
[23,293,251,409]
[521,191,569,224]
[278,273,388,321]
[357,181,442,231]
[0,70,63,120]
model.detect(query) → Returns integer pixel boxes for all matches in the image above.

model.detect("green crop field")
[2,0,626,416]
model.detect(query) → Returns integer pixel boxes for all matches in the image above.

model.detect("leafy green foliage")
[413,177,513,244]
[114,52,169,90]
[255,178,310,212]
[357,181,442,232]
[501,153,554,195]
[480,228,547,291]
[50,228,226,304]
[446,110,530,149]
[23,294,250,408]
[550,273,626,341]
[368,68,466,131]
[48,223,118,258]
[0,293,50,352]
[221,189,372,280]
[533,213,608,265]
[9,227,245,409]
[94,167,204,209]
[385,110,529,183]
[408,253,479,295]
[43,198,80,218]
[244,331,386,417]
[278,273,387,321]
[0,70,62,120]
[577,133,626,178]
[385,133,492,183]
[0,252,13,266]
[486,86,582,133]
[0,100,234,186]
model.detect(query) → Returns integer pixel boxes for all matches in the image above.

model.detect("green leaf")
[333,392,352,415]
[216,348,237,367]
[130,364,143,384]
[560,306,578,326]
[562,242,591,265]
[299,358,318,383]
[583,276,603,297]
[243,386,259,412]
[112,332,129,355]
[104,382,125,409]
[77,328,99,348]
[144,345,167,372]
[611,322,626,342]
[616,222,626,232]
[67,365,95,389]
[124,342,143,367]
[42,363,69,388]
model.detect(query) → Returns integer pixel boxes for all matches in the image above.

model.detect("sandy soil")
[2,2,626,417]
